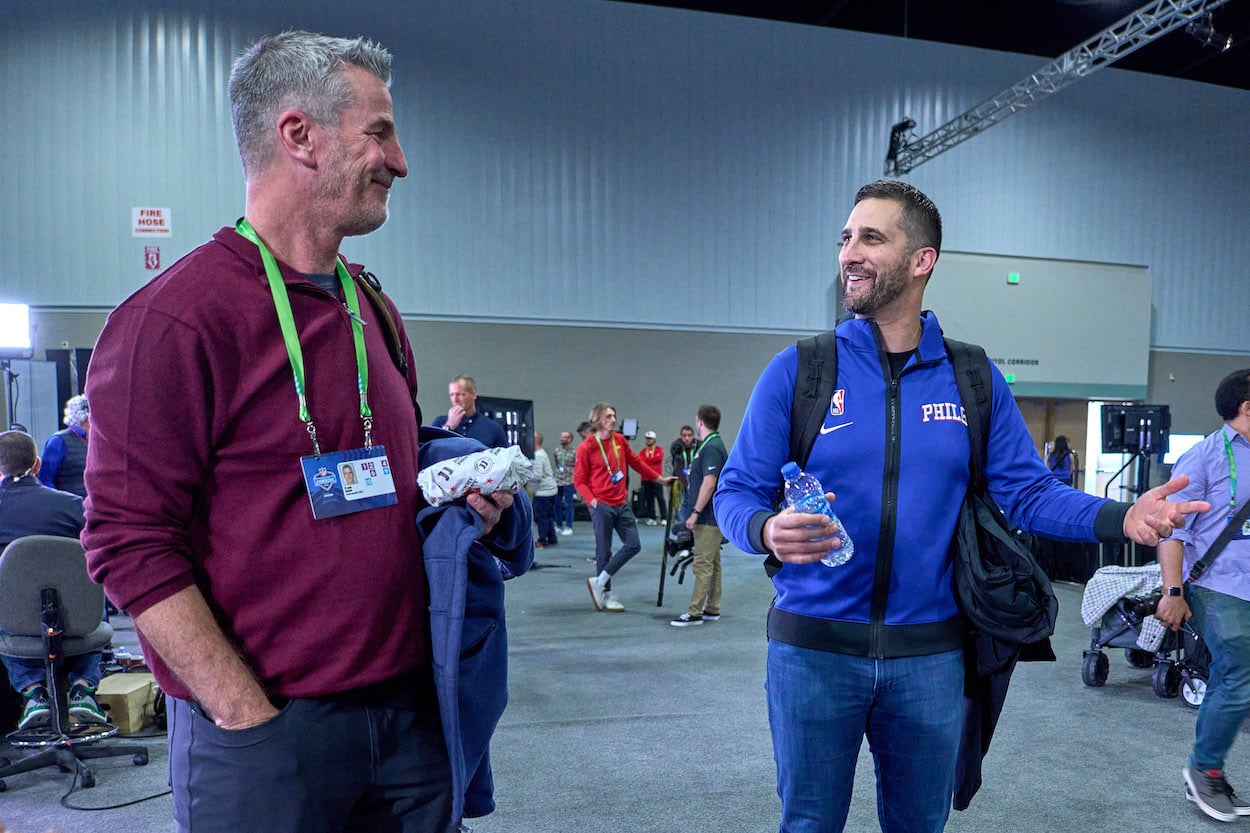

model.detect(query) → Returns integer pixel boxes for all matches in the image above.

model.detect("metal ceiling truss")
[885,0,1233,175]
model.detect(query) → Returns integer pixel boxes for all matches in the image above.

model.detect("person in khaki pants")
[671,405,728,627]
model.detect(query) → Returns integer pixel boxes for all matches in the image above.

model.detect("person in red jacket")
[574,403,672,612]
[638,430,667,525]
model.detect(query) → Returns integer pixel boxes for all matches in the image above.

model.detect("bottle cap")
[781,461,800,479]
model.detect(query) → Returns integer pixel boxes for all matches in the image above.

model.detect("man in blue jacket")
[432,375,508,449]
[714,179,1209,833]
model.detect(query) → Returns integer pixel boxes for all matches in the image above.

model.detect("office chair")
[0,535,148,790]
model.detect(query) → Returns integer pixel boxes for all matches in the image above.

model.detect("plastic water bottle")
[780,461,854,567]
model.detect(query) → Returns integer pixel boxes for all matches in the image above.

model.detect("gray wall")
[3,0,1248,443]
[22,310,797,447]
[406,322,798,447]
[1149,352,1250,436]
[23,309,1243,443]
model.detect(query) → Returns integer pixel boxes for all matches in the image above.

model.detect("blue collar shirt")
[1167,423,1250,601]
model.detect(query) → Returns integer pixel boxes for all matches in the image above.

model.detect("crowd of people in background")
[506,403,730,626]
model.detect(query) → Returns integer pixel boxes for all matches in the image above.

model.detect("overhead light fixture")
[884,118,916,176]
[1187,14,1233,52]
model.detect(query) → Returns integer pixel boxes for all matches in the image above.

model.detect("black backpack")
[780,329,1058,647]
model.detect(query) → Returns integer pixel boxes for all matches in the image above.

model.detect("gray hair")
[229,31,394,177]
[64,394,89,428]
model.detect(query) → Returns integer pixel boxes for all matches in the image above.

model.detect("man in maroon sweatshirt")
[83,31,512,833]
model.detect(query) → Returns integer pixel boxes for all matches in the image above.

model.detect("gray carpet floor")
[0,520,1239,832]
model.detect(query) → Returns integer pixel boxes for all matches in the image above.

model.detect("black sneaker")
[671,613,703,627]
[1184,766,1250,821]
[702,611,721,621]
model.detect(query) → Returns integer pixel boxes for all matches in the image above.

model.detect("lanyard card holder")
[302,446,397,520]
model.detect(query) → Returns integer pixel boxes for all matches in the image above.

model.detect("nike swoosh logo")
[820,422,854,434]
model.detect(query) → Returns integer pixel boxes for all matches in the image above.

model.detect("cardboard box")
[96,672,157,735]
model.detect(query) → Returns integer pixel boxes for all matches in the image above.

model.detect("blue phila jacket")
[715,311,1120,658]
[416,428,534,822]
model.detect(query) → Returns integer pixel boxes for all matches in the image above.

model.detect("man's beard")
[315,153,390,237]
[841,257,910,315]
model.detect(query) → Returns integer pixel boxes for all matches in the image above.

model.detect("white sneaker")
[560,526,573,536]
[587,576,606,611]
[603,591,625,612]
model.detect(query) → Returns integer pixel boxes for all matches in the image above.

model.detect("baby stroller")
[1157,620,1211,709]
[1080,565,1211,708]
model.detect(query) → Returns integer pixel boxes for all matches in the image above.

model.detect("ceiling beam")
[885,0,1233,175]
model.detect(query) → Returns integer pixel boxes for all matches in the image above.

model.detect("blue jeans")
[555,485,575,528]
[766,641,964,833]
[1188,585,1250,772]
[2,651,104,693]
[590,502,641,590]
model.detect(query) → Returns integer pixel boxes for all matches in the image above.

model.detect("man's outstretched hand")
[1122,475,1210,546]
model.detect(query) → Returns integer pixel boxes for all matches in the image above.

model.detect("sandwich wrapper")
[418,444,534,506]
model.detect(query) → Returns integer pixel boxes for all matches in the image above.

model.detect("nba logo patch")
[829,389,846,417]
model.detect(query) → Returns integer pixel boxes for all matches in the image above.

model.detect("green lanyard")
[1224,428,1238,522]
[236,218,373,456]
[594,434,621,475]
[694,432,720,458]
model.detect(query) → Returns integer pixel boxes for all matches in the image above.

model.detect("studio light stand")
[0,302,34,430]
[2,358,17,430]
[1100,404,1170,567]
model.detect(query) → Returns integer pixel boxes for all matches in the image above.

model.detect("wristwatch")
[1166,586,1182,597]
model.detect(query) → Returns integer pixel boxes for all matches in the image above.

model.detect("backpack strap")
[944,337,992,486]
[354,269,423,426]
[790,330,838,469]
